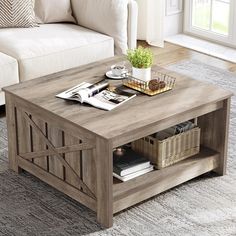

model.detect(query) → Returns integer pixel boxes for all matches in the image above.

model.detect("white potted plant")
[127,46,154,82]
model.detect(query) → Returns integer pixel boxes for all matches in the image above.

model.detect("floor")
[165,34,236,63]
[138,41,236,74]
[0,42,235,175]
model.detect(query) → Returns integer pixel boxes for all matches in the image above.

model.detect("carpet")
[0,60,236,236]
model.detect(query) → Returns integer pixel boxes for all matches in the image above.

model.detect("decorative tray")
[122,71,176,96]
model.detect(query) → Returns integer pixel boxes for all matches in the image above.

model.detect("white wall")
[164,0,183,38]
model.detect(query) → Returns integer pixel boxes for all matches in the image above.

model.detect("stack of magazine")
[56,80,136,111]
[154,121,196,140]
[113,146,154,182]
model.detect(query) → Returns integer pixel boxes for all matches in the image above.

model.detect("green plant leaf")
[127,46,154,69]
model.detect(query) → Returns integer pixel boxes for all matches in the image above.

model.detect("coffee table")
[3,57,232,228]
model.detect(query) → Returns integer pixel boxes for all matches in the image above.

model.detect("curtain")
[136,0,165,47]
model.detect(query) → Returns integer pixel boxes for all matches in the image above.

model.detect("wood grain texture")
[95,137,113,228]
[3,56,233,144]
[32,117,48,170]
[113,147,219,213]
[22,112,95,199]
[18,156,96,211]
[139,41,236,72]
[198,98,231,175]
[5,94,20,172]
[48,126,64,179]
[112,100,224,148]
[82,149,96,196]
[17,110,32,163]
[12,96,95,142]
[64,133,81,189]
[20,142,94,160]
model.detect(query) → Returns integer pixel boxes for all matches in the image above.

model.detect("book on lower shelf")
[113,146,154,182]
[113,166,154,182]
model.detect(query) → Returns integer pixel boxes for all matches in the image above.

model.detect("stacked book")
[113,146,154,182]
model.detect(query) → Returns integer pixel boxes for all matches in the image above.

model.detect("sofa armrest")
[71,0,138,55]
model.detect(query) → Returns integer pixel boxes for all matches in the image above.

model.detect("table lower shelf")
[113,146,219,214]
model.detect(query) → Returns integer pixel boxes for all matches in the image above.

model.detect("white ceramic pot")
[132,67,151,82]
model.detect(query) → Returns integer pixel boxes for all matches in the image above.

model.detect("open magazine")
[56,80,136,111]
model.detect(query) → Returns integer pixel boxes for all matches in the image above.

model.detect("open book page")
[56,82,92,103]
[88,89,135,111]
[56,80,136,111]
[56,80,109,102]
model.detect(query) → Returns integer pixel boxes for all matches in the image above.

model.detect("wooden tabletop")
[3,56,233,143]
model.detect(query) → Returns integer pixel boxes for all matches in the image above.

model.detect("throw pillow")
[34,0,76,24]
[0,0,38,28]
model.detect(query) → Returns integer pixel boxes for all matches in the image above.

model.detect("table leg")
[198,98,231,175]
[95,137,113,228]
[5,93,22,173]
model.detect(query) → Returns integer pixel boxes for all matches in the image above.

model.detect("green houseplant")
[127,46,154,82]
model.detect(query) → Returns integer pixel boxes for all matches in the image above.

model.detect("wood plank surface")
[3,55,233,142]
[111,101,223,147]
[82,149,96,196]
[198,98,231,175]
[20,142,94,160]
[47,126,64,179]
[32,117,48,170]
[113,147,219,213]
[96,137,113,228]
[64,133,81,189]
[17,109,32,162]
[5,94,20,172]
[18,156,96,211]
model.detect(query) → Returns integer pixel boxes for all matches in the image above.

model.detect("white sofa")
[0,0,138,105]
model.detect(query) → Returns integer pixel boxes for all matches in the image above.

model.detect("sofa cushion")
[0,24,114,81]
[35,0,76,24]
[0,0,37,28]
[0,52,19,90]
[71,0,128,55]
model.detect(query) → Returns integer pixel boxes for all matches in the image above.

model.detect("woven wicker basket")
[132,127,201,169]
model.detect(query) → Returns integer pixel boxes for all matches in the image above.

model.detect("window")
[184,0,236,47]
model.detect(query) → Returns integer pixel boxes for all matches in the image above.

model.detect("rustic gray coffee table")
[3,57,232,228]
